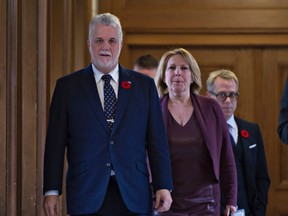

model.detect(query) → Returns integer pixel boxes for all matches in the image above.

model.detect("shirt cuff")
[44,190,59,196]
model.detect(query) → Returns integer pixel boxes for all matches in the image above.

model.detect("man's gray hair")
[88,13,123,42]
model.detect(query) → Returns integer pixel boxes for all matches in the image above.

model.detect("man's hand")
[154,189,172,212]
[224,204,237,216]
[42,195,59,216]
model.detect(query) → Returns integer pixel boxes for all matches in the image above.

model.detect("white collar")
[92,64,119,83]
[227,115,237,130]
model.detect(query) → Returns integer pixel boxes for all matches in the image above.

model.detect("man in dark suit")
[206,69,270,216]
[278,78,288,144]
[42,13,173,216]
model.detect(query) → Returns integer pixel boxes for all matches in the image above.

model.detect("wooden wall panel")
[74,0,92,70]
[6,0,21,215]
[21,0,38,214]
[0,0,7,215]
[100,0,288,33]
[122,0,288,9]
[261,50,288,215]
[4,0,91,215]
[37,1,49,215]
[125,34,288,46]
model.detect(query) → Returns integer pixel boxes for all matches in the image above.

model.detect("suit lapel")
[190,94,211,149]
[235,117,256,203]
[235,118,253,167]
[235,118,248,150]
[80,65,110,134]
[111,66,133,135]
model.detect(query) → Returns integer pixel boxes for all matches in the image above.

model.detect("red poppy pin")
[241,129,249,139]
[121,81,131,89]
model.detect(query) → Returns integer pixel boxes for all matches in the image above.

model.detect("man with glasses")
[206,69,270,216]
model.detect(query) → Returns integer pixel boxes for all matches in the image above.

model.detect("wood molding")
[37,0,49,214]
[126,33,288,46]
[6,0,21,215]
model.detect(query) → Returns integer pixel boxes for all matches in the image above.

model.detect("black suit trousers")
[71,176,150,216]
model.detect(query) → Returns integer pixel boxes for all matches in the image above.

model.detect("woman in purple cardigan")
[154,48,237,216]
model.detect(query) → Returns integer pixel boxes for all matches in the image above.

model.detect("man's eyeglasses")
[209,91,239,102]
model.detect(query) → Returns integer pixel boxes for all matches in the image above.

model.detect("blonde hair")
[206,69,239,93]
[155,48,202,97]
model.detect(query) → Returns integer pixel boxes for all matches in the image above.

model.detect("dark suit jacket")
[235,117,270,215]
[160,93,237,207]
[278,78,288,144]
[43,64,173,215]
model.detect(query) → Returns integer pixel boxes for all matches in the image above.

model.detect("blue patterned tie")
[102,75,117,130]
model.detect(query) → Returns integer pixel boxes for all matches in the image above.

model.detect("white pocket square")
[249,144,257,149]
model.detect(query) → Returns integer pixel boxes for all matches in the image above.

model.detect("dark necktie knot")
[102,74,112,83]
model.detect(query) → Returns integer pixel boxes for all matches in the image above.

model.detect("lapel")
[80,65,110,134]
[110,66,133,135]
[190,94,211,150]
[160,95,169,129]
[235,118,247,148]
[160,93,210,149]
[235,117,256,200]
[235,117,253,165]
